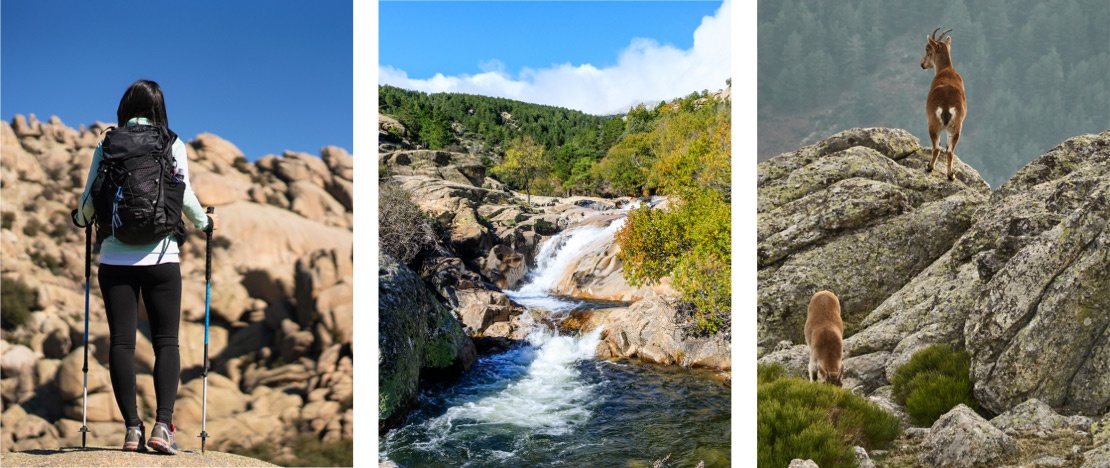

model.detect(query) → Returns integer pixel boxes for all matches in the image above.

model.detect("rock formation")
[759,128,1110,466]
[1,114,353,454]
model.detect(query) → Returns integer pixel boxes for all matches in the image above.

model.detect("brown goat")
[920,28,967,181]
[805,290,845,386]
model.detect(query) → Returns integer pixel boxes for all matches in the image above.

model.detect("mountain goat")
[805,290,845,387]
[920,28,967,182]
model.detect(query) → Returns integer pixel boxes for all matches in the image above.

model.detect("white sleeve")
[175,138,209,230]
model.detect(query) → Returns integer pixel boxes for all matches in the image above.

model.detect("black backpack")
[91,124,187,245]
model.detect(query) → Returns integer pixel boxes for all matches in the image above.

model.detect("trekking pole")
[200,207,214,453]
[80,222,91,448]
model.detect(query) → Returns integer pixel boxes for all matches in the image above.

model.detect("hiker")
[72,79,219,454]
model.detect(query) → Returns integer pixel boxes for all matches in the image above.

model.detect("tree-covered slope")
[758,0,1110,188]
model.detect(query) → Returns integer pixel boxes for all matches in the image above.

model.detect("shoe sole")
[122,443,147,452]
[148,438,178,455]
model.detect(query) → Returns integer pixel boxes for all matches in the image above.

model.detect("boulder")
[598,293,730,370]
[1083,444,1110,468]
[990,398,1093,435]
[920,404,1020,467]
[454,289,523,335]
[55,346,110,401]
[379,254,476,432]
[189,133,245,168]
[758,128,990,352]
[480,244,526,290]
[962,132,1110,416]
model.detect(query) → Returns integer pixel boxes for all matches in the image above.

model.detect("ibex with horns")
[920,28,966,181]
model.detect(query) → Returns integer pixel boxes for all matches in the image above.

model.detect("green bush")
[1,276,37,330]
[1,212,14,230]
[891,344,979,426]
[22,217,42,237]
[758,363,901,468]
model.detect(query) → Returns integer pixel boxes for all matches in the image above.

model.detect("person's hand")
[206,213,220,232]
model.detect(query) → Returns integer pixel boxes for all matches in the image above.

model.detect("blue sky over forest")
[379,1,731,116]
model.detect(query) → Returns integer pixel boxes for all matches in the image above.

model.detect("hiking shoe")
[147,422,178,455]
[123,423,147,452]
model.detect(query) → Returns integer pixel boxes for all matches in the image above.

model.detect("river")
[380,217,731,467]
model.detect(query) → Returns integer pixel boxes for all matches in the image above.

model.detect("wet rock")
[599,294,729,370]
[379,253,476,433]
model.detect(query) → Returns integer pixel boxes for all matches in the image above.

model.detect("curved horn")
[938,28,953,40]
[931,28,941,40]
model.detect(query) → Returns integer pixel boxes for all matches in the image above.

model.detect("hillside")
[758,0,1110,188]
[1,114,352,465]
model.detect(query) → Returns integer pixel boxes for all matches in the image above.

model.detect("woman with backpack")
[73,79,219,454]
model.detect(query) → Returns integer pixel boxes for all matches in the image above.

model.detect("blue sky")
[379,1,731,116]
[1,1,352,160]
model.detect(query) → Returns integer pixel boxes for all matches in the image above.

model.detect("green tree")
[492,135,546,205]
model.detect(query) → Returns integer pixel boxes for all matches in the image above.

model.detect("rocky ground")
[1,114,353,459]
[378,119,731,432]
[761,128,1110,467]
[0,447,276,467]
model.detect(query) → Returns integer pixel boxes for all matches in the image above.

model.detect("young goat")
[920,28,966,182]
[805,290,845,386]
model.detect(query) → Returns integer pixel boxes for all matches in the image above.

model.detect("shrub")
[378,181,437,265]
[22,217,43,237]
[1,212,14,230]
[758,363,901,468]
[891,344,980,426]
[617,187,730,334]
[1,276,37,330]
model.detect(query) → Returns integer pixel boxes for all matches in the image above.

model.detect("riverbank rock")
[596,293,730,370]
[757,127,990,353]
[920,404,1020,467]
[379,253,477,433]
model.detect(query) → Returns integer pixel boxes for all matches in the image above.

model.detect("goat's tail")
[936,107,956,127]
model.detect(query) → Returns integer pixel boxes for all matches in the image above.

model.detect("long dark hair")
[116,80,168,127]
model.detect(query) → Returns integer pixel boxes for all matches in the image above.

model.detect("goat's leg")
[946,130,961,181]
[927,129,941,173]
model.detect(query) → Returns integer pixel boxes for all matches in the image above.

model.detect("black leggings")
[99,262,181,426]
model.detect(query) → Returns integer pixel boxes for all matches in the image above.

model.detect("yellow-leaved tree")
[492,135,546,205]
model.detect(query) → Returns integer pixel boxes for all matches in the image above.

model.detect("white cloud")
[379,0,731,115]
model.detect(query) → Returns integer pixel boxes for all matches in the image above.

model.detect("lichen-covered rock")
[920,404,1020,467]
[960,132,1110,416]
[991,398,1094,435]
[1082,443,1110,468]
[378,253,476,433]
[597,293,730,370]
[824,131,1110,416]
[758,128,990,352]
[787,459,819,468]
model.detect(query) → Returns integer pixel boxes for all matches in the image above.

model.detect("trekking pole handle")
[205,207,214,282]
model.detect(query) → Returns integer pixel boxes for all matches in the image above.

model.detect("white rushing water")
[506,218,626,314]
[410,219,627,447]
[420,326,605,440]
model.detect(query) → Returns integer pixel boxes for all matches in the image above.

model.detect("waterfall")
[506,218,626,314]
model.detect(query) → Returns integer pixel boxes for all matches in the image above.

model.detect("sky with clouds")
[379,0,731,116]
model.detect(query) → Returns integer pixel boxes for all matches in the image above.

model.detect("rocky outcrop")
[757,128,990,352]
[760,128,1110,419]
[840,131,1110,416]
[596,293,730,370]
[1,115,353,452]
[378,253,476,433]
[0,448,278,467]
